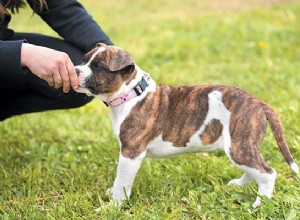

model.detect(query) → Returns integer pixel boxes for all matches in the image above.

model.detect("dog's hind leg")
[110,152,146,205]
[227,143,277,207]
[225,106,278,207]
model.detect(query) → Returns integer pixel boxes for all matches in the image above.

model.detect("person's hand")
[21,43,78,93]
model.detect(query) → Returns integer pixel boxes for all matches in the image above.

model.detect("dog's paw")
[252,197,261,208]
[227,175,253,186]
[94,200,122,212]
[227,179,243,186]
[108,198,123,207]
[106,187,126,207]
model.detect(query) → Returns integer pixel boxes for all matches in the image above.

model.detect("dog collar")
[104,74,150,107]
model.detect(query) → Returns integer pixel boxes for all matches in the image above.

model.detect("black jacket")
[0,0,112,76]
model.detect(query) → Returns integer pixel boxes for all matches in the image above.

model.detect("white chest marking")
[110,68,156,137]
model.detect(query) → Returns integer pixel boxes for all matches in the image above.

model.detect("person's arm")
[28,0,113,52]
[0,40,77,93]
[0,40,25,75]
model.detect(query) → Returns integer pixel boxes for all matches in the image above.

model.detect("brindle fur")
[120,84,289,174]
[200,119,223,145]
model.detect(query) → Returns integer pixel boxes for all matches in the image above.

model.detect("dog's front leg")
[110,152,145,205]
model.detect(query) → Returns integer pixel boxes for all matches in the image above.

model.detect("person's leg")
[0,33,93,121]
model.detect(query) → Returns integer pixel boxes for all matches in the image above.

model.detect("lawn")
[1,0,300,219]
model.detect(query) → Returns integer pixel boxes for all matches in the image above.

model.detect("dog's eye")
[90,60,101,70]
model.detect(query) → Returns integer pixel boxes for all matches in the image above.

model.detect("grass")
[1,0,300,219]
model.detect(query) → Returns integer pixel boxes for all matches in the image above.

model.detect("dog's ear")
[109,50,135,74]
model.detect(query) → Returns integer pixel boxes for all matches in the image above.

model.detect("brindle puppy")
[75,43,299,207]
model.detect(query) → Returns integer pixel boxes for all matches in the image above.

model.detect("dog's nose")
[75,68,80,76]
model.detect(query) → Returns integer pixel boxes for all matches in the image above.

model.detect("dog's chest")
[110,76,157,137]
[110,105,134,137]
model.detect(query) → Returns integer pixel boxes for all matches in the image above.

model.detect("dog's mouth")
[74,84,88,93]
[76,85,86,89]
[75,82,102,96]
[74,86,96,97]
[75,79,89,91]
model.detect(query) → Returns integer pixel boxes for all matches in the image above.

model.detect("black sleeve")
[28,0,113,52]
[0,40,26,75]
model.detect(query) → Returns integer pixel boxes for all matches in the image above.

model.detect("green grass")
[1,0,300,219]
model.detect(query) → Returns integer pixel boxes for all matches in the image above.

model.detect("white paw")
[252,197,261,208]
[105,187,123,206]
[227,179,242,186]
[109,198,123,207]
[111,186,129,206]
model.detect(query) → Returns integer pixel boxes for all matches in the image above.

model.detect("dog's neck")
[96,66,156,108]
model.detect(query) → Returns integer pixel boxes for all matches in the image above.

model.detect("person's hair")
[0,0,47,21]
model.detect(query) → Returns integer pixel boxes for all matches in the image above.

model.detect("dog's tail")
[264,103,299,174]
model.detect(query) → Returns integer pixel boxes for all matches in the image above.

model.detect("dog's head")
[75,43,136,97]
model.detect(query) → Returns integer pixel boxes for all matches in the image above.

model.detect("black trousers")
[0,33,93,121]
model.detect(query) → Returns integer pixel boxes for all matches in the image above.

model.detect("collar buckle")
[133,77,148,96]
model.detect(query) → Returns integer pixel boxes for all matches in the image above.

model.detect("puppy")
[74,43,299,207]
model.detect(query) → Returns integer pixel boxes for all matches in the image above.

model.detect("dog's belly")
[146,133,224,158]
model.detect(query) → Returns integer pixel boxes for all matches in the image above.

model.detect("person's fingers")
[66,59,78,89]
[52,70,63,89]
[47,76,55,87]
[38,72,54,87]
[59,65,71,93]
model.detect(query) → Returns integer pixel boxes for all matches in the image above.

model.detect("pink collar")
[104,75,150,107]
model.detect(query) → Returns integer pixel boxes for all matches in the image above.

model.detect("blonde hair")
[0,0,47,21]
